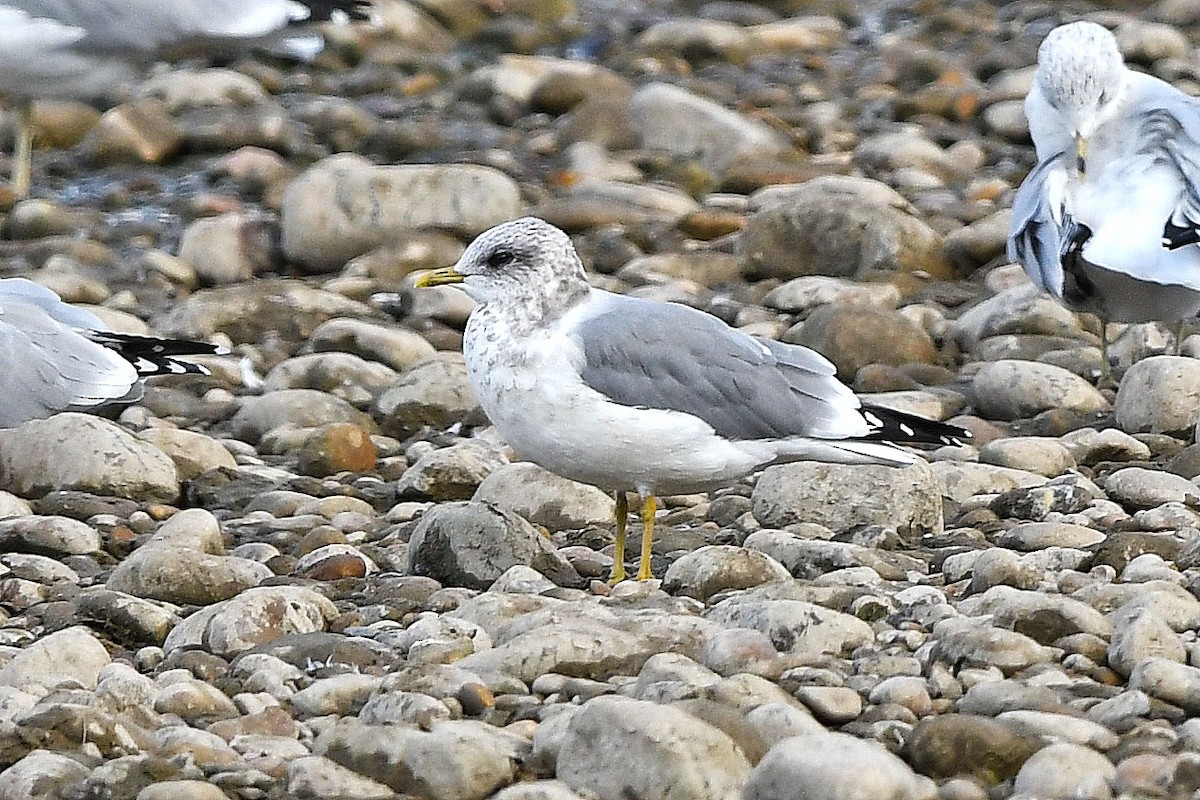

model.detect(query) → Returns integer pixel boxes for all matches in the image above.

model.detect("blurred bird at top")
[0,0,370,197]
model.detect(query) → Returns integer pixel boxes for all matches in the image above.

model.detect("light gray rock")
[996,521,1106,551]
[0,515,100,556]
[761,276,901,315]
[137,428,237,481]
[957,586,1111,645]
[662,545,790,601]
[972,360,1109,421]
[949,285,1081,350]
[281,155,523,272]
[310,317,437,372]
[473,462,614,530]
[1115,356,1200,434]
[0,750,91,799]
[397,441,509,501]
[628,82,788,176]
[162,585,337,658]
[285,754,397,800]
[1011,742,1115,799]
[997,710,1119,751]
[706,597,873,657]
[1108,606,1186,679]
[138,67,268,110]
[744,732,936,800]
[929,461,1046,502]
[264,352,399,409]
[0,626,111,689]
[229,389,371,444]
[742,177,950,281]
[407,501,580,590]
[556,696,751,800]
[492,781,587,800]
[178,212,274,285]
[978,437,1076,477]
[751,462,941,537]
[0,413,179,501]
[106,547,271,605]
[1129,657,1200,714]
[375,354,477,438]
[1104,466,1200,509]
[316,717,527,799]
[743,530,916,581]
[932,617,1058,675]
[1061,427,1152,465]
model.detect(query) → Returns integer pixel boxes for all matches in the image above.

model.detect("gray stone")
[315,717,526,799]
[0,750,91,800]
[0,626,111,689]
[162,586,337,658]
[376,354,477,438]
[107,547,271,605]
[1129,657,1200,714]
[978,437,1076,477]
[281,155,523,272]
[137,428,237,481]
[557,696,751,800]
[752,462,942,537]
[932,617,1058,675]
[1104,466,1200,509]
[706,597,873,657]
[905,714,1040,783]
[310,317,437,372]
[761,276,901,315]
[1115,356,1200,434]
[407,501,580,590]
[1011,742,1115,799]
[264,352,399,409]
[0,515,100,556]
[662,545,790,602]
[0,414,179,502]
[473,462,614,530]
[285,754,399,800]
[398,441,508,501]
[957,586,1111,645]
[628,82,788,176]
[178,212,275,285]
[229,389,371,444]
[972,360,1109,421]
[745,732,936,800]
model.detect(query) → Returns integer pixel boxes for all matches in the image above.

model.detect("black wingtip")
[1163,220,1200,251]
[297,0,372,22]
[86,332,223,377]
[860,404,971,447]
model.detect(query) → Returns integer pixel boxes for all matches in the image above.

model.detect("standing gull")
[0,0,369,197]
[1008,20,1200,372]
[0,277,222,427]
[417,218,970,583]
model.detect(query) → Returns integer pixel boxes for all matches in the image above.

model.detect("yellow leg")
[637,495,656,581]
[12,102,32,199]
[608,492,628,584]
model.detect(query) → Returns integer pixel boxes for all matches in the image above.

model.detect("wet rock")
[407,501,580,589]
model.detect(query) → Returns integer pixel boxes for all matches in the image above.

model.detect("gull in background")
[0,0,370,197]
[1009,20,1200,375]
[417,218,969,583]
[0,277,222,426]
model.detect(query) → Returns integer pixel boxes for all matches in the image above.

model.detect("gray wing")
[0,282,140,427]
[1008,152,1071,299]
[1124,73,1200,251]
[573,295,868,442]
[4,0,310,52]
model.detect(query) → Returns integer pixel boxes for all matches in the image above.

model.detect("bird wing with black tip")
[83,331,226,376]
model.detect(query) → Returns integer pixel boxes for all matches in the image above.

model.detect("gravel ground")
[2,1,1200,799]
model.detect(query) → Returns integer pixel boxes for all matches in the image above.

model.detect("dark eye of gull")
[486,248,516,270]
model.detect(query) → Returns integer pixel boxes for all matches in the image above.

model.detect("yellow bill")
[414,267,466,288]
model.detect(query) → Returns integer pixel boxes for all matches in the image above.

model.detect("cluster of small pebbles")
[5,1,1200,799]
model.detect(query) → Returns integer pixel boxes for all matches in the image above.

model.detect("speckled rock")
[1115,356,1200,434]
[557,696,751,800]
[745,733,936,800]
[0,414,179,502]
[752,462,942,537]
[972,360,1109,421]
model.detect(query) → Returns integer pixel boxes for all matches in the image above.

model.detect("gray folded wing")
[0,279,139,427]
[1008,152,1071,299]
[573,294,869,442]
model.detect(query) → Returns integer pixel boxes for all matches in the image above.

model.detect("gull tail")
[859,404,971,447]
[85,332,224,376]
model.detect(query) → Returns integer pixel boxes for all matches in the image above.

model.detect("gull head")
[415,217,589,309]
[1036,21,1126,159]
